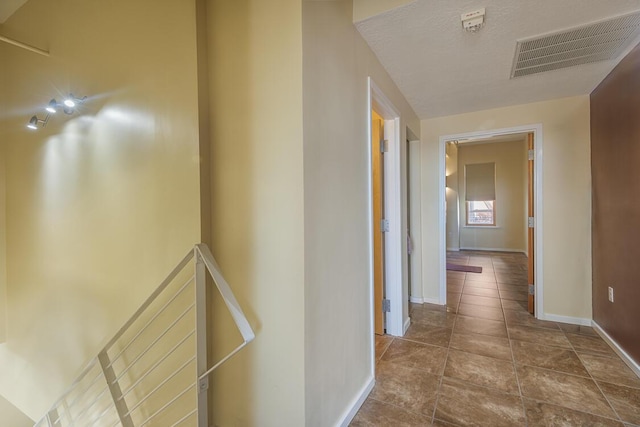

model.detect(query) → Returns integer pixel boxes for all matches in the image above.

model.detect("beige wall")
[303,1,420,424]
[457,140,527,252]
[445,142,460,251]
[0,395,32,427]
[0,0,201,419]
[206,1,306,426]
[0,141,6,343]
[421,96,592,321]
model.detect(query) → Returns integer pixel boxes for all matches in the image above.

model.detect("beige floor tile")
[504,309,560,330]
[507,324,571,348]
[404,323,452,348]
[458,303,504,321]
[580,353,640,388]
[460,294,502,308]
[464,280,498,289]
[523,398,624,426]
[444,349,519,394]
[381,339,448,375]
[462,286,500,298]
[370,360,440,415]
[511,339,589,377]
[598,381,640,425]
[454,315,507,338]
[518,365,617,419]
[410,309,456,329]
[375,335,394,360]
[567,333,618,358]
[350,398,432,426]
[450,332,512,361]
[434,377,525,427]
[557,323,598,336]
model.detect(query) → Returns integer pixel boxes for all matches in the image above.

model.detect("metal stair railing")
[34,244,255,427]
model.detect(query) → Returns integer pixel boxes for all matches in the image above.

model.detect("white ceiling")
[355,0,640,118]
[0,0,28,23]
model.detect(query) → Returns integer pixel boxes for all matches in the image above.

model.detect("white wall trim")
[370,78,404,337]
[439,124,544,317]
[458,247,527,254]
[410,296,440,305]
[403,316,411,334]
[592,321,640,379]
[337,375,375,427]
[541,313,591,326]
[447,247,460,251]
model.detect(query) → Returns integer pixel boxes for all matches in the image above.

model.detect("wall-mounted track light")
[25,92,88,130]
[27,114,50,130]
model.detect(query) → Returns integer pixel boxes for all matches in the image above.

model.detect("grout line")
[495,254,530,426]
[559,326,625,423]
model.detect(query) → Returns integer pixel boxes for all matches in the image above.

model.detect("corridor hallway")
[352,251,640,426]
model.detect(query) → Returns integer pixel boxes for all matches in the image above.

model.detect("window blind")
[465,162,495,201]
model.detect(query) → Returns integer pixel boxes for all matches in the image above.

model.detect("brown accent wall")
[591,43,640,363]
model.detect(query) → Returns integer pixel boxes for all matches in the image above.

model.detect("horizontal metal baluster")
[65,368,103,410]
[120,330,196,398]
[139,382,196,426]
[107,276,194,368]
[171,408,197,427]
[124,356,195,417]
[112,303,195,384]
[67,382,110,423]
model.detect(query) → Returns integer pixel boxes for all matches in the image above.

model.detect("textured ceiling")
[0,0,28,23]
[355,0,640,118]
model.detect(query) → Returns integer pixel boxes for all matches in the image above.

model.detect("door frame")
[438,124,544,317]
[368,78,404,337]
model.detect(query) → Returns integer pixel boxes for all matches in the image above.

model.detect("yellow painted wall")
[0,0,201,419]
[0,141,6,343]
[458,140,527,252]
[421,96,592,320]
[303,1,420,424]
[205,0,306,425]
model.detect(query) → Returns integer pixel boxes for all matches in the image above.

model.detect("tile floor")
[351,250,640,426]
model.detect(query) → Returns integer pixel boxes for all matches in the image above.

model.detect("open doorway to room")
[438,125,543,321]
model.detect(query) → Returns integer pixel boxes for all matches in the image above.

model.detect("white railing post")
[97,351,134,427]
[195,250,209,427]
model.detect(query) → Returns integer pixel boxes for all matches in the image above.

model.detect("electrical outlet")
[608,286,614,302]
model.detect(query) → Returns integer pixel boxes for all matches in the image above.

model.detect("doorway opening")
[438,125,544,318]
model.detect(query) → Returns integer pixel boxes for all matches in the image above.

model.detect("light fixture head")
[46,99,58,114]
[63,98,76,108]
[26,114,50,130]
[27,116,39,130]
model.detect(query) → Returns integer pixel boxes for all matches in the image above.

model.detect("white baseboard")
[403,316,411,334]
[459,246,527,254]
[447,247,460,251]
[410,296,443,305]
[338,375,375,427]
[592,321,640,379]
[540,313,592,326]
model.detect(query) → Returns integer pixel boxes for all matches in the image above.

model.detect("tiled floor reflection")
[351,251,640,426]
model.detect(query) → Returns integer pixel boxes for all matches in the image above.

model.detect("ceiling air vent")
[511,10,640,78]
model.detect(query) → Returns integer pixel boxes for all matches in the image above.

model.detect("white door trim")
[438,124,544,317]
[368,78,404,337]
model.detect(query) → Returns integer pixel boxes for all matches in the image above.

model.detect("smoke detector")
[461,8,485,33]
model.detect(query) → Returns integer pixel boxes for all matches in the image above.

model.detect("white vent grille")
[511,11,640,78]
